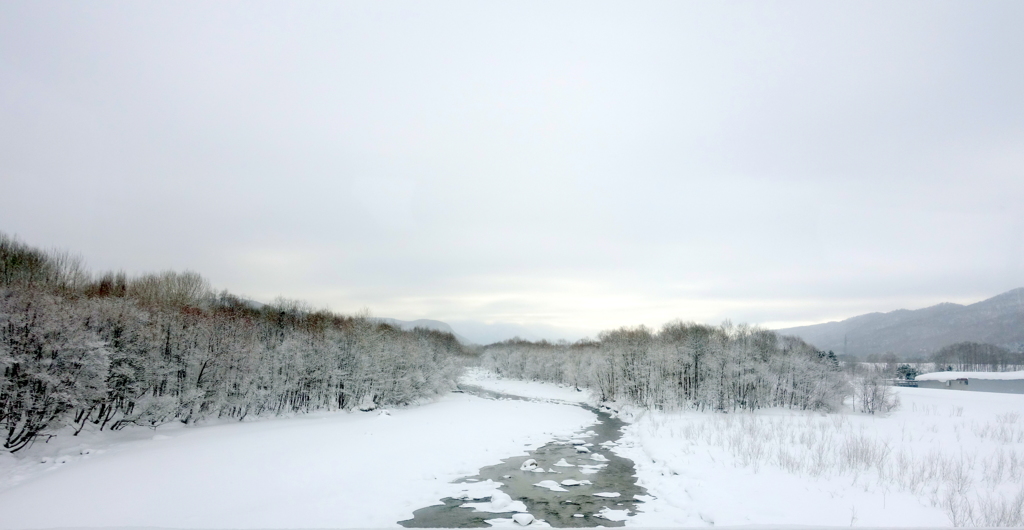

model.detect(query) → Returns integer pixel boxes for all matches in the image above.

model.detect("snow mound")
[590,453,609,462]
[485,516,550,527]
[520,459,538,471]
[560,479,592,486]
[487,492,515,510]
[574,446,590,453]
[553,458,574,467]
[512,513,535,526]
[593,491,621,498]
[533,480,569,492]
[357,395,376,411]
[596,507,630,521]
[569,439,586,445]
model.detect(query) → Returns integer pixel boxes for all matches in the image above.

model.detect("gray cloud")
[2,1,1022,342]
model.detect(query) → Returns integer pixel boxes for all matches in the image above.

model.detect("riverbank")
[6,370,1021,527]
[460,367,593,404]
[402,382,648,527]
[0,388,594,528]
[465,371,1024,527]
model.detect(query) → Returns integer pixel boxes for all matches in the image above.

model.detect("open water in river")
[399,385,649,527]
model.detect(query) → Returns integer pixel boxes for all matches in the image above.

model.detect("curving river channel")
[399,385,650,527]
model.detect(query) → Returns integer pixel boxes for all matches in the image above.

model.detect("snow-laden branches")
[481,322,848,412]
[0,234,466,452]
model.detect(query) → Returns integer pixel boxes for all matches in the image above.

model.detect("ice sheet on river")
[453,479,506,500]
[578,463,607,474]
[533,480,568,492]
[463,490,528,514]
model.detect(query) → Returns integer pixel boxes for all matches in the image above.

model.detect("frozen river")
[400,385,648,527]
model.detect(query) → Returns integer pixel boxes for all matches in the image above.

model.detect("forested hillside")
[777,289,1024,359]
[373,318,474,345]
[0,234,465,452]
[481,324,848,412]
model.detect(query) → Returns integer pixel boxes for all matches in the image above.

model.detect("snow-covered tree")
[0,234,466,451]
[481,321,848,412]
[0,290,110,451]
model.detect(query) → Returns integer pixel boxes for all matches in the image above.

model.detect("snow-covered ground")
[457,370,1024,527]
[916,370,1024,381]
[461,367,592,404]
[618,387,1024,527]
[4,369,1022,528]
[0,390,594,528]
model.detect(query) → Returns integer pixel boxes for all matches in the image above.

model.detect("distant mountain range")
[373,318,475,345]
[776,288,1024,359]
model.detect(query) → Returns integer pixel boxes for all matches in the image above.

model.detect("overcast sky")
[2,1,1022,344]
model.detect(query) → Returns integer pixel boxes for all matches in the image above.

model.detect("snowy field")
[0,390,594,528]
[916,370,1024,381]
[3,370,1023,528]
[617,387,1024,527]
[457,371,1024,527]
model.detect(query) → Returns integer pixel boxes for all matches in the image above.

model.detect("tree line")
[481,322,849,412]
[929,341,1024,372]
[0,234,465,452]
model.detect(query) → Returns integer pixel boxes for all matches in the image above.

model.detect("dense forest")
[480,323,850,413]
[0,234,465,452]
